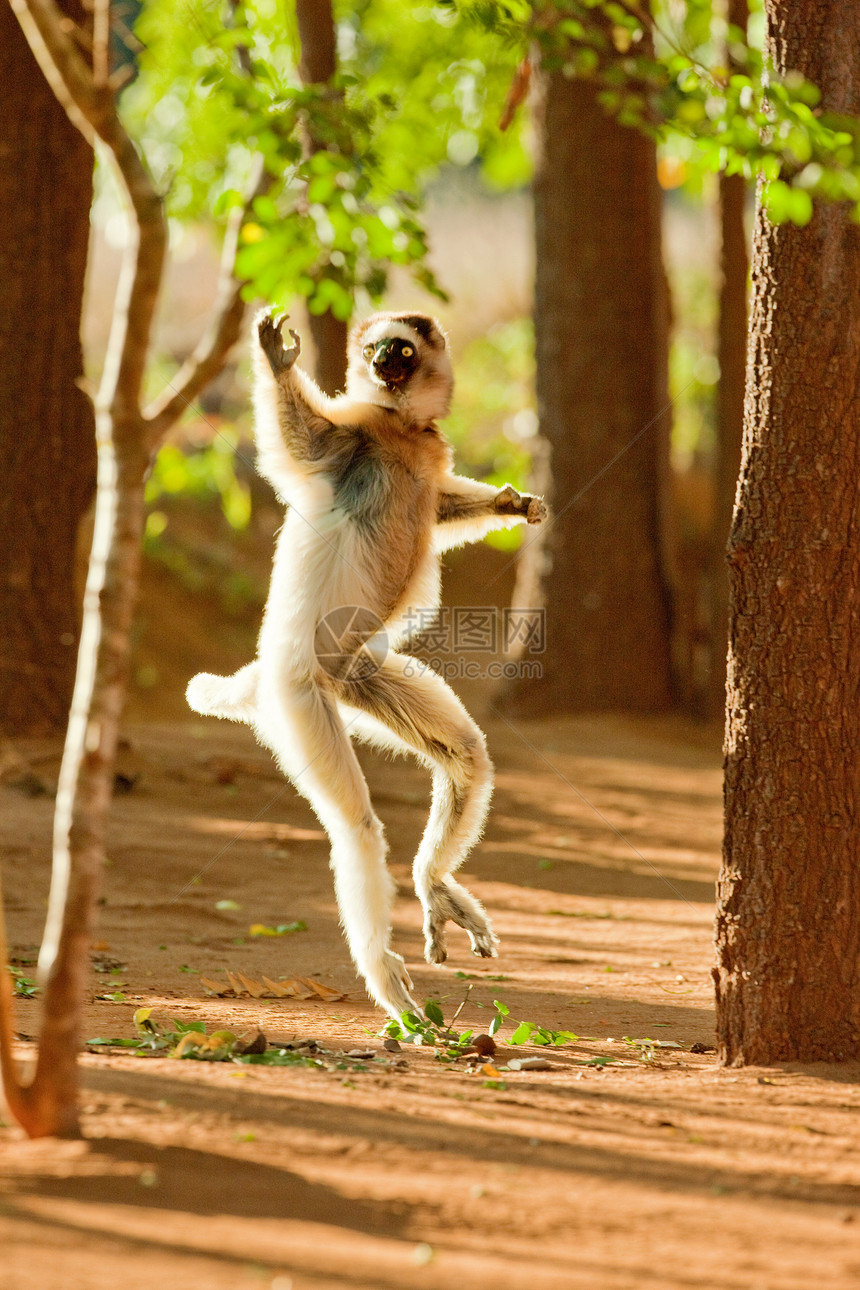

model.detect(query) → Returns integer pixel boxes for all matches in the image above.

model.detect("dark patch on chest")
[328,434,392,524]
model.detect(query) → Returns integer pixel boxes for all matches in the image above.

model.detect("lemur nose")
[372,339,395,367]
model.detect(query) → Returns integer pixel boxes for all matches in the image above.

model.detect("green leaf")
[424,1000,445,1027]
[509,1021,534,1045]
[488,1000,509,1036]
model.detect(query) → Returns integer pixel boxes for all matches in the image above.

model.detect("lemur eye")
[362,344,374,360]
[401,345,414,357]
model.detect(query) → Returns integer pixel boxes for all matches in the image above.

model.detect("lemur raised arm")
[187,309,546,1018]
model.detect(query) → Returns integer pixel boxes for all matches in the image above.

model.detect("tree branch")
[142,160,268,446]
[92,0,109,88]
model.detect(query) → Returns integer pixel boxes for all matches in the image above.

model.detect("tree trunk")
[296,0,347,396]
[504,64,673,715]
[715,0,860,1065]
[708,0,749,718]
[4,0,253,1138]
[0,0,95,735]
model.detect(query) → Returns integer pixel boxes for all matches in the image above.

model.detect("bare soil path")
[1,715,858,1289]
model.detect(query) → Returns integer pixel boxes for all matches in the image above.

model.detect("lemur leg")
[253,673,416,1018]
[338,655,497,965]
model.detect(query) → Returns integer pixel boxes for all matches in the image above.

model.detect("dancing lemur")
[187,310,546,1017]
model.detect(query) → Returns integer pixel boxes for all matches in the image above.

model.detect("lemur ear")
[396,314,445,348]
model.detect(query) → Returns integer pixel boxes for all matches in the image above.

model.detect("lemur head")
[346,312,453,426]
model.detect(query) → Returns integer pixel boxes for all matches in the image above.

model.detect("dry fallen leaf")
[200,976,226,996]
[236,972,267,999]
[203,971,347,1002]
[303,978,345,1001]
[262,976,299,998]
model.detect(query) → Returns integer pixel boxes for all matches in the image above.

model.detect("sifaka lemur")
[187,309,547,1018]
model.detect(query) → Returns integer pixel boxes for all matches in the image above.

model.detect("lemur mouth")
[373,358,410,389]
[377,368,409,390]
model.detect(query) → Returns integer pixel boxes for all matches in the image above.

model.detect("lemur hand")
[259,312,301,377]
[494,484,547,525]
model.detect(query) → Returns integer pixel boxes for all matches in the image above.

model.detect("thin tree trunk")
[4,0,250,1136]
[708,0,749,719]
[0,0,95,735]
[503,62,673,715]
[296,0,347,395]
[22,438,148,1137]
[715,0,860,1065]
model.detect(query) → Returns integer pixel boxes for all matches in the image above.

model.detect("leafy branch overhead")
[456,0,860,223]
[127,1,479,315]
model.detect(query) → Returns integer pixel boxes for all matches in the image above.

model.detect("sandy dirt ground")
[2,710,860,1290]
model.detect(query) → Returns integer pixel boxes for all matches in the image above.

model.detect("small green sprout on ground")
[9,967,38,998]
[382,995,481,1061]
[492,1001,578,1047]
[621,1036,684,1063]
[382,996,579,1060]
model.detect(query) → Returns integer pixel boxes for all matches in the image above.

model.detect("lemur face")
[346,312,453,423]
[362,335,419,389]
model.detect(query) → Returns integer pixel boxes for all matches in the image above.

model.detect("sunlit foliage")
[456,0,860,224]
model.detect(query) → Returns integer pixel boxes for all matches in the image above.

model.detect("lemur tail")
[186,661,259,723]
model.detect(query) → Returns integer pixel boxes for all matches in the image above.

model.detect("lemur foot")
[424,882,499,966]
[258,312,301,377]
[495,483,547,525]
[469,926,499,958]
[424,918,448,965]
[365,950,419,1020]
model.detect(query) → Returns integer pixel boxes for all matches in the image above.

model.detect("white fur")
[361,319,420,347]
[187,310,544,1017]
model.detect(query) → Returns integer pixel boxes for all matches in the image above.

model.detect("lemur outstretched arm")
[433,476,547,553]
[252,314,336,495]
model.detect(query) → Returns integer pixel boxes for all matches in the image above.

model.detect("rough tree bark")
[0,0,96,735]
[296,0,348,396]
[715,0,860,1065]
[503,61,673,715]
[3,0,250,1137]
[708,0,749,718]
